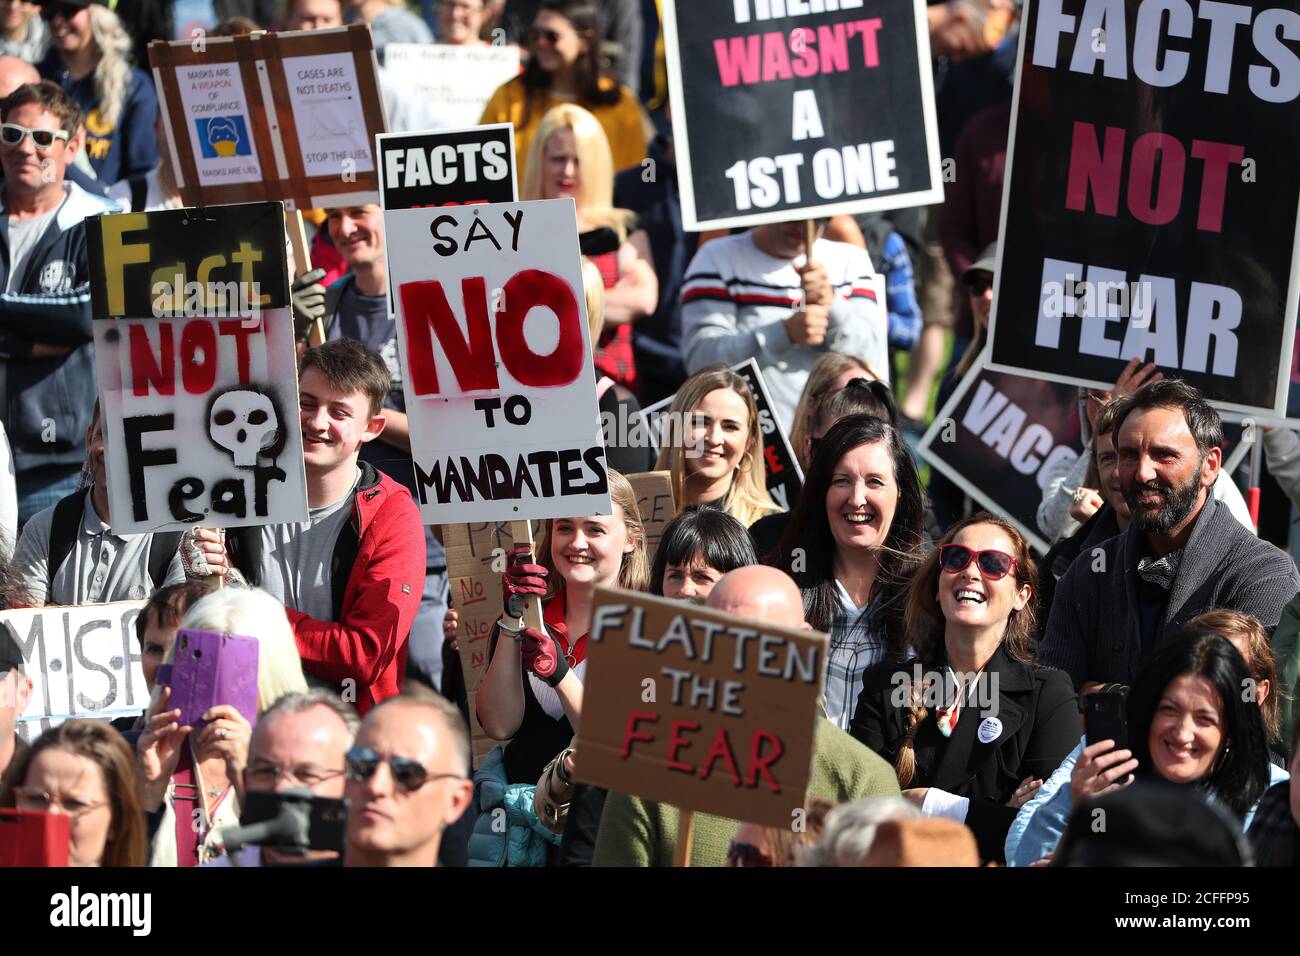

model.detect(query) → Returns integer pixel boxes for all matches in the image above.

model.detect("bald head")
[706,566,810,631]
[0,57,39,100]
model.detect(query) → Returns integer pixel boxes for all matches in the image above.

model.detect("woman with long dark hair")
[480,0,646,180]
[770,414,926,730]
[1071,629,1272,822]
[851,513,1078,863]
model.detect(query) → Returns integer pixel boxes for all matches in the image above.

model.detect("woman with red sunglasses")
[850,513,1078,863]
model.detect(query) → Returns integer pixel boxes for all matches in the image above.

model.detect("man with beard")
[1040,380,1300,694]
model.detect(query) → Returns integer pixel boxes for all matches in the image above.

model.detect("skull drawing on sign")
[208,387,281,467]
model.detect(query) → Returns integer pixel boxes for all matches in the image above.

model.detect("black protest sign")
[377,123,518,210]
[663,0,943,230]
[987,0,1300,416]
[918,358,1083,553]
[87,203,308,534]
[731,358,805,512]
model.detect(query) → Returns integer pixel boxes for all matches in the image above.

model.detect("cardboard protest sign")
[626,471,675,563]
[639,359,804,512]
[917,355,1083,553]
[986,0,1300,417]
[5,603,148,743]
[150,24,386,211]
[443,520,531,761]
[662,0,943,230]
[87,203,308,534]
[384,43,522,130]
[576,588,826,827]
[377,124,517,209]
[384,198,612,524]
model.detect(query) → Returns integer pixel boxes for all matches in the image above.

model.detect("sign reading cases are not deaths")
[988,0,1300,416]
[87,203,308,535]
[576,588,827,829]
[386,199,612,524]
[663,0,943,230]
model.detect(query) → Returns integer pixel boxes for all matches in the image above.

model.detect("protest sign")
[377,123,517,209]
[986,0,1300,417]
[443,520,530,760]
[384,43,522,130]
[5,603,148,743]
[917,355,1083,553]
[87,203,308,534]
[662,0,943,230]
[639,359,804,512]
[384,198,611,524]
[576,587,826,828]
[626,471,675,563]
[150,24,386,210]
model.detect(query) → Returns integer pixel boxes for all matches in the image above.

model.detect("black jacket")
[850,645,1078,862]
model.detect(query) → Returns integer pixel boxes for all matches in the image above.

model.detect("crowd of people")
[0,0,1297,872]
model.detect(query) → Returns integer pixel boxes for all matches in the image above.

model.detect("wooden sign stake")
[286,209,325,347]
[673,810,695,867]
[509,520,546,632]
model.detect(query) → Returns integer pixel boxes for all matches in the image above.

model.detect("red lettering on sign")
[129,323,174,396]
[401,276,499,396]
[764,443,784,476]
[745,729,783,793]
[495,269,584,388]
[620,710,660,759]
[667,719,701,773]
[218,320,260,384]
[180,321,217,394]
[699,727,742,786]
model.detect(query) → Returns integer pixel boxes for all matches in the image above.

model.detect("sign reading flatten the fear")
[385,199,612,524]
[988,0,1300,416]
[86,203,308,535]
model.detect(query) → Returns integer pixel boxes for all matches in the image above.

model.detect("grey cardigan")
[1039,498,1300,689]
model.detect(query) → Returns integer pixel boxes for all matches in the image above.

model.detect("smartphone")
[237,790,349,854]
[1084,690,1129,751]
[0,809,70,867]
[168,628,261,729]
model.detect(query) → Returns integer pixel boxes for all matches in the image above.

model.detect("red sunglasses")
[937,544,1018,581]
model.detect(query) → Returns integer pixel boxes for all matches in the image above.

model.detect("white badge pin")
[977,717,1002,744]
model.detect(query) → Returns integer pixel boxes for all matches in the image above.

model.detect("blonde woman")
[655,365,779,528]
[523,102,657,393]
[476,469,649,784]
[135,587,309,866]
[38,0,157,184]
[789,353,884,472]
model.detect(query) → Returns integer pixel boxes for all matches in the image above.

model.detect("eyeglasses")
[14,787,107,819]
[528,26,564,46]
[937,544,1018,581]
[39,2,82,20]
[726,841,774,867]
[0,123,70,149]
[344,746,463,792]
[245,762,346,788]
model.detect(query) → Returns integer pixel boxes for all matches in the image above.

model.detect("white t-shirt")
[6,203,60,292]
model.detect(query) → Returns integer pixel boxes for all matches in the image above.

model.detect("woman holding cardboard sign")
[476,470,649,785]
[654,365,779,529]
[771,414,926,733]
[850,514,1078,864]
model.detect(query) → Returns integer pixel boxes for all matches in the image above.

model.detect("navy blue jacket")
[0,181,118,477]
[39,55,159,186]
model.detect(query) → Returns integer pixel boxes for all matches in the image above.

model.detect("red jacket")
[230,462,426,714]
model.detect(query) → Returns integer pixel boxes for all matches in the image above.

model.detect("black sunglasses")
[968,276,993,295]
[344,746,462,792]
[726,841,774,867]
[528,26,563,46]
[937,544,1017,581]
[40,2,83,20]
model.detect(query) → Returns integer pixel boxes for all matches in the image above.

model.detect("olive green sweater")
[592,718,902,867]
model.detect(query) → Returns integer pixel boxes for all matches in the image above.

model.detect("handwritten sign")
[576,587,826,827]
[626,471,675,565]
[5,603,148,743]
[86,203,308,534]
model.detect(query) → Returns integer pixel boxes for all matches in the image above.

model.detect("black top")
[486,625,575,785]
[851,644,1078,863]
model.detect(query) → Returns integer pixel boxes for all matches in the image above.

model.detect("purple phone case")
[168,629,260,729]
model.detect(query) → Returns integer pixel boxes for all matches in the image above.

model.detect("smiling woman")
[850,513,1079,863]
[770,414,926,731]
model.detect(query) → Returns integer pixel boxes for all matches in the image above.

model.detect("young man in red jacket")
[185,339,426,713]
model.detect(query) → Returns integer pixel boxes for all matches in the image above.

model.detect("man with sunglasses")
[1040,379,1300,694]
[343,693,473,867]
[0,80,117,528]
[206,689,359,867]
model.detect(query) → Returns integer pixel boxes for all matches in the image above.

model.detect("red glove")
[519,627,569,687]
[502,547,548,619]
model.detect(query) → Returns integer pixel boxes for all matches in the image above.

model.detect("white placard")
[283,52,376,177]
[384,43,521,130]
[175,62,264,185]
